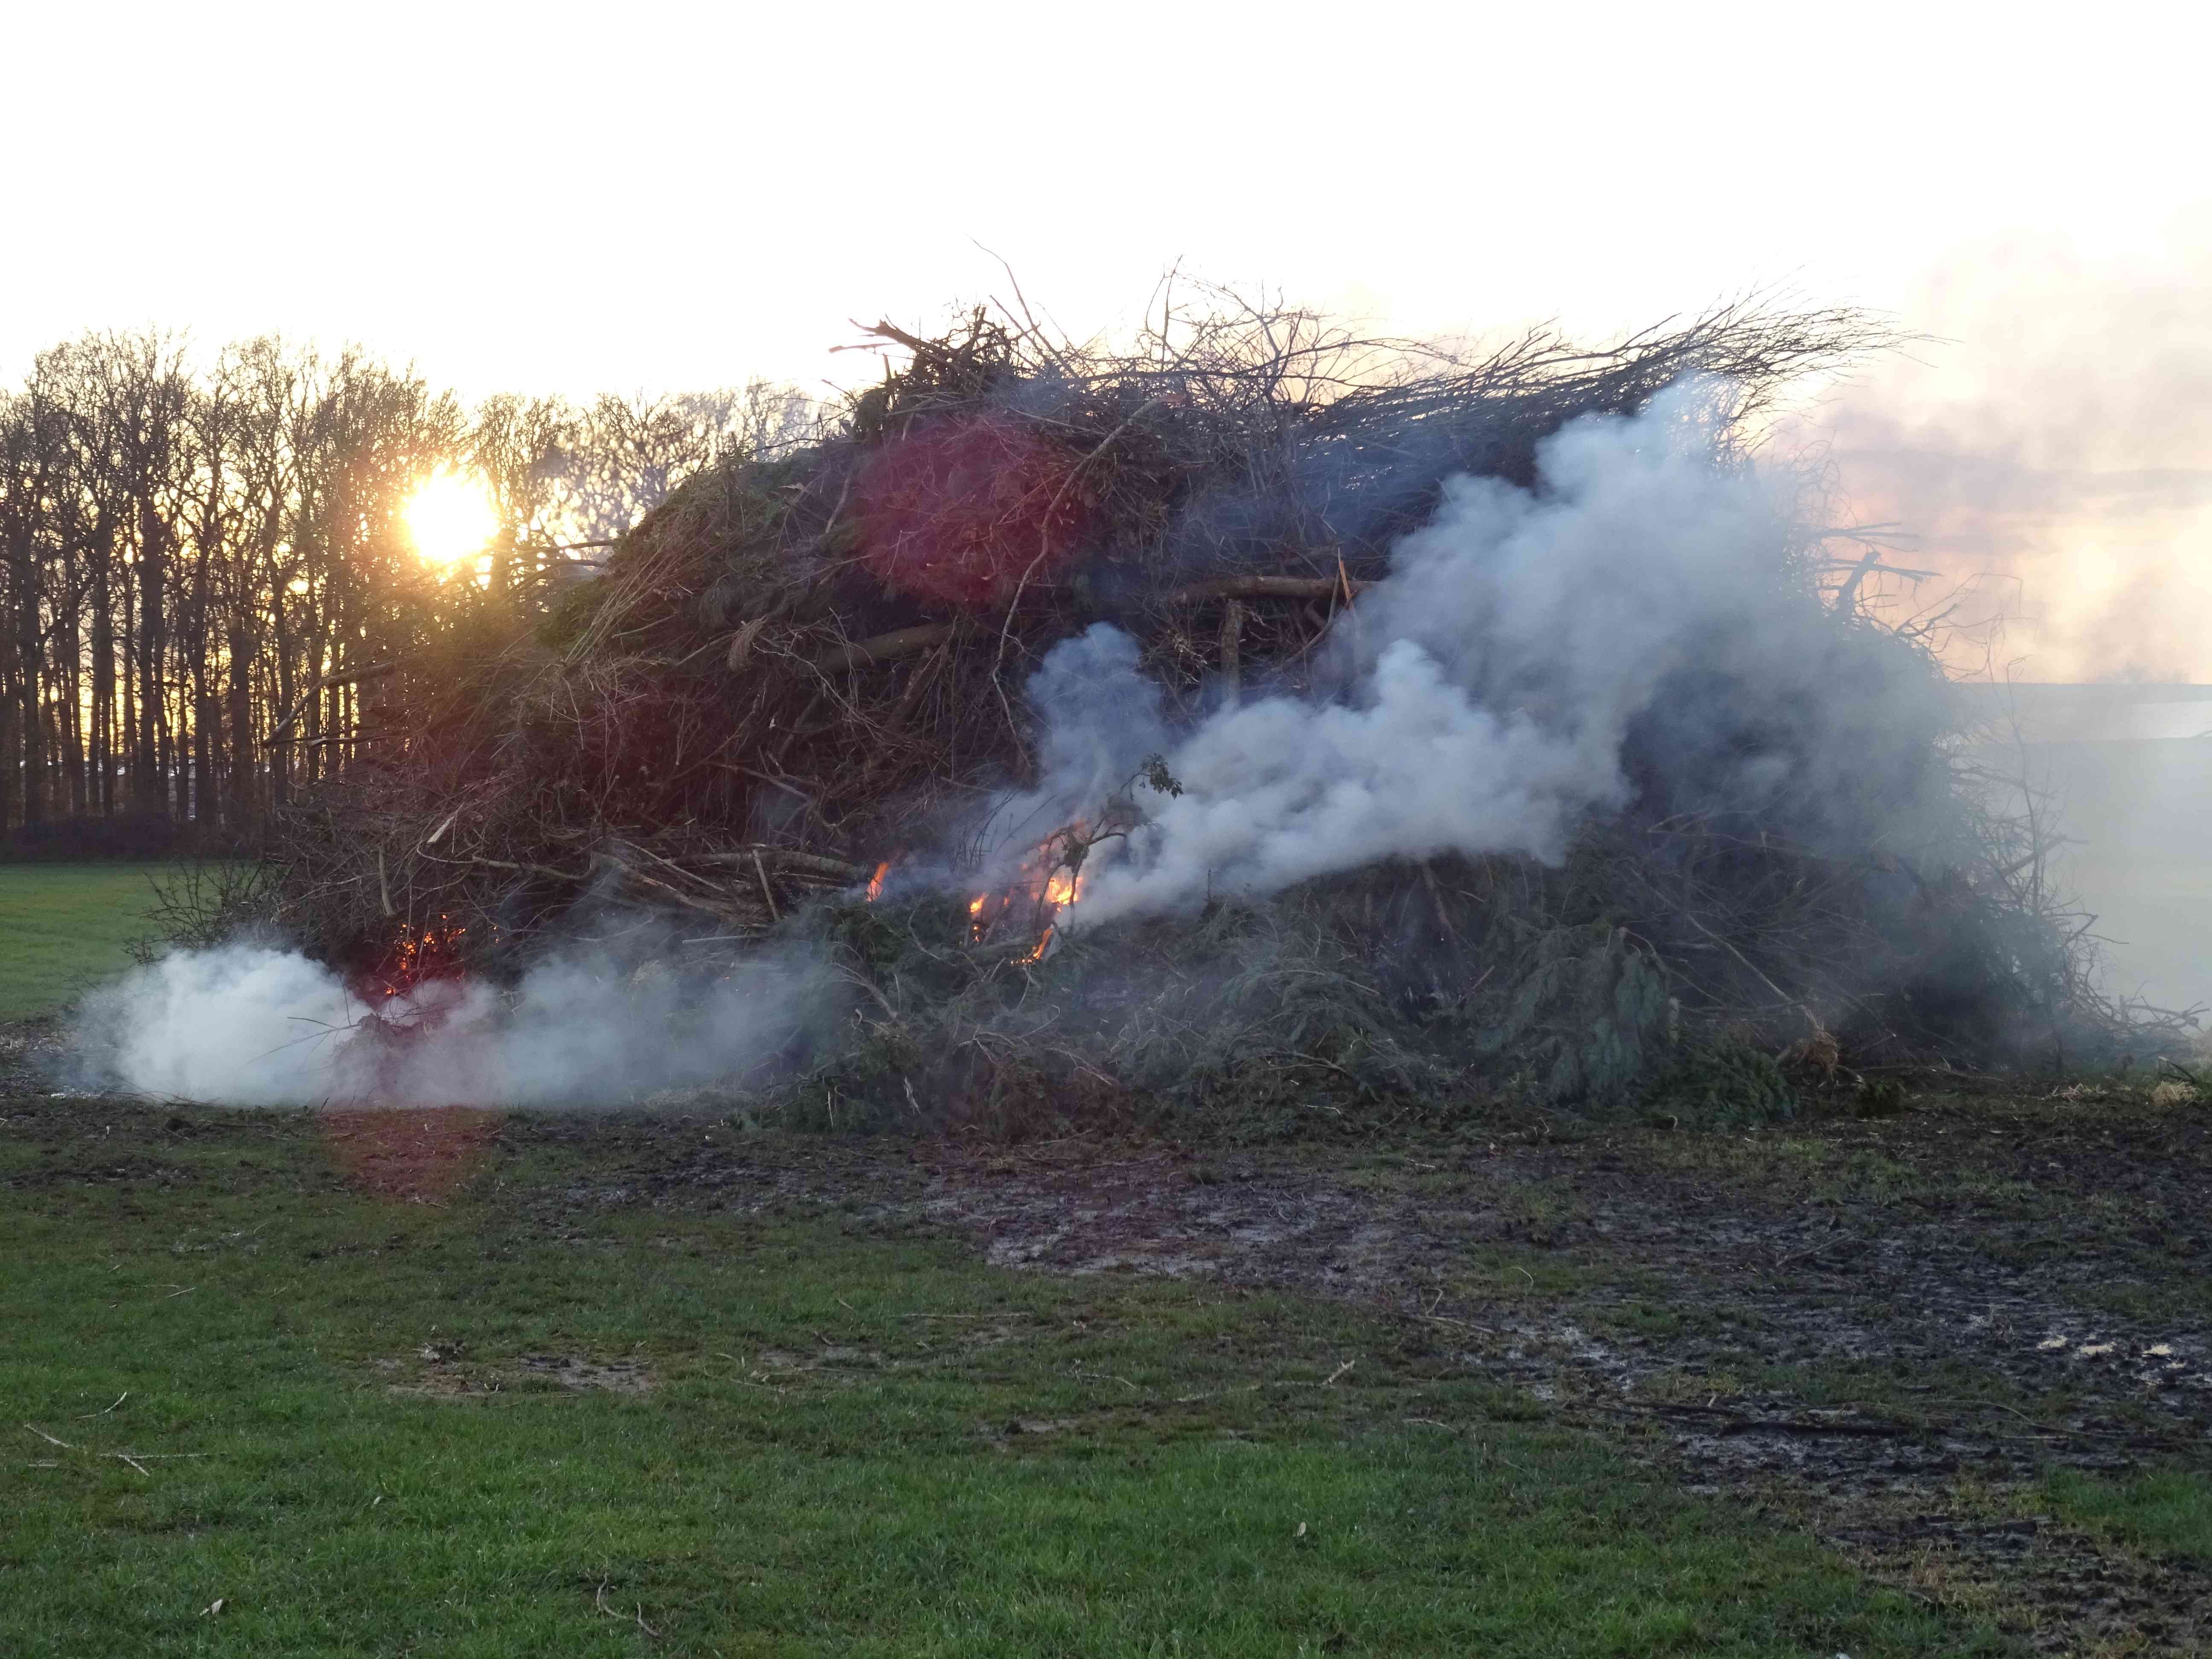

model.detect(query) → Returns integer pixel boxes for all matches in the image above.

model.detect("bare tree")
[0,329,812,850]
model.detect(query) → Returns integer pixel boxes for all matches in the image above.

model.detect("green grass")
[0,862,175,1018]
[2046,1466,2212,1563]
[0,1104,1994,1657]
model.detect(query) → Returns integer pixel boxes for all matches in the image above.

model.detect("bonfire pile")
[229,291,2183,1122]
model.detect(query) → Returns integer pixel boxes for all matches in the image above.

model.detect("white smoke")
[70,940,832,1108]
[1016,387,1868,923]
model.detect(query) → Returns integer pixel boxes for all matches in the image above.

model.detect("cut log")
[1162,575,1372,605]
[265,661,403,745]
[807,624,958,674]
[1219,598,1246,698]
[317,660,400,690]
[687,848,870,884]
[793,575,1369,684]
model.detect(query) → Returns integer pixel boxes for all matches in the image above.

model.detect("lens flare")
[403,470,499,570]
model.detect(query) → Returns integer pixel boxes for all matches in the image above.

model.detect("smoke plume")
[70,939,832,1107]
[1009,387,1940,923]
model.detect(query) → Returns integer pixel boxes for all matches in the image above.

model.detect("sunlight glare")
[403,470,499,570]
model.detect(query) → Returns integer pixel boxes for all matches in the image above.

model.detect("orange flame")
[866,861,891,902]
[966,828,1089,956]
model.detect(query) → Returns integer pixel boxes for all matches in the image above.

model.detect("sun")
[403,470,500,570]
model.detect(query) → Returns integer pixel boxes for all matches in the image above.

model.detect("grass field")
[0,862,175,1019]
[0,1100,1987,1658]
[5,873,2206,1652]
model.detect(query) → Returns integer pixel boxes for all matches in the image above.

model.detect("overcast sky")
[7,0,2209,678]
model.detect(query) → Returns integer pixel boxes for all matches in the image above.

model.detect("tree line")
[0,331,814,849]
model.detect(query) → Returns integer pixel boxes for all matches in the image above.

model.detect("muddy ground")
[8,1013,2208,1653]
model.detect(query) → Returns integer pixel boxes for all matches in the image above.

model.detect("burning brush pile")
[198,291,2189,1129]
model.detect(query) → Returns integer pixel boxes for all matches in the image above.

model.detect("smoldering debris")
[117,291,2198,1127]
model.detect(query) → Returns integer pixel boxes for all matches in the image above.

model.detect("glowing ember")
[364,913,474,1001]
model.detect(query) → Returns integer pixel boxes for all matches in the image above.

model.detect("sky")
[6,0,2209,681]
